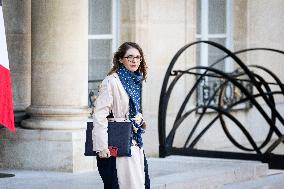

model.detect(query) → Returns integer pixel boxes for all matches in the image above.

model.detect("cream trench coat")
[92,73,146,189]
[92,73,130,152]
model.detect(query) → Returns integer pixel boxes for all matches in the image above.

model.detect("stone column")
[3,0,31,126]
[0,0,95,172]
[22,0,89,130]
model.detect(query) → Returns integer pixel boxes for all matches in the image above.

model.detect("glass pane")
[197,38,226,109]
[208,38,226,71]
[196,37,201,66]
[89,0,112,35]
[88,39,112,81]
[88,39,112,107]
[196,0,201,34]
[208,0,226,34]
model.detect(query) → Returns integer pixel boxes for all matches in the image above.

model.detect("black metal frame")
[158,41,284,169]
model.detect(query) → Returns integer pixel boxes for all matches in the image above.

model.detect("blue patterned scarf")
[117,65,144,148]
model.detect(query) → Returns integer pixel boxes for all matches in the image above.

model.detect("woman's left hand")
[133,113,144,127]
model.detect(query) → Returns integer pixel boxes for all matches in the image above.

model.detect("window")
[88,0,119,108]
[196,0,233,73]
[196,0,234,109]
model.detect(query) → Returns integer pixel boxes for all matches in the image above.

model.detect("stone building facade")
[0,0,284,172]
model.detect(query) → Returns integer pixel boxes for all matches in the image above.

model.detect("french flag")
[0,1,15,133]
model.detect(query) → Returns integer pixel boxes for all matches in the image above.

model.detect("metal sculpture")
[158,41,284,169]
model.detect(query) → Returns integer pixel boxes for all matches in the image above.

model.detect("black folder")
[84,121,132,157]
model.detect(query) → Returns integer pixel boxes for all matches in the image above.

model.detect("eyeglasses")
[123,55,142,63]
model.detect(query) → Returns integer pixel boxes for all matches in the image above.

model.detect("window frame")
[196,0,233,72]
[196,0,241,111]
[88,0,120,111]
[88,0,120,54]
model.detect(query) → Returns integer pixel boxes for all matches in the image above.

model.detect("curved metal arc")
[190,112,255,151]
[170,75,206,146]
[167,65,282,151]
[163,73,184,104]
[165,108,197,146]
[229,91,282,108]
[217,82,255,152]
[173,70,246,123]
[158,41,207,149]
[168,72,225,147]
[189,66,282,137]
[174,90,282,152]
[247,73,275,149]
[184,71,259,151]
[208,49,284,125]
[173,75,203,123]
[165,71,213,147]
[160,43,284,120]
[182,78,230,148]
[167,66,281,152]
[172,66,248,143]
[208,50,284,94]
[211,48,284,70]
[193,45,284,127]
[159,40,248,150]
[218,72,275,152]
[249,65,284,94]
[173,71,246,147]
[167,59,282,150]
[186,105,261,154]
[158,73,183,149]
[172,73,255,151]
[200,92,282,151]
[159,73,184,146]
[243,65,284,130]
[166,41,262,126]
[159,41,284,157]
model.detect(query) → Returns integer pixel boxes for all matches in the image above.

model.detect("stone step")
[0,156,269,189]
[150,156,268,189]
[213,172,284,189]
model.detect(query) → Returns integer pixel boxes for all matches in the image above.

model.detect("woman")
[92,42,150,189]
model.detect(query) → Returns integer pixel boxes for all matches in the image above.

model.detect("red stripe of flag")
[0,3,15,133]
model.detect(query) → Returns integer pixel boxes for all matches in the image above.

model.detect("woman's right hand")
[98,149,111,158]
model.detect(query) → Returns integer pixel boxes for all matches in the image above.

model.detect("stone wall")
[120,0,284,156]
